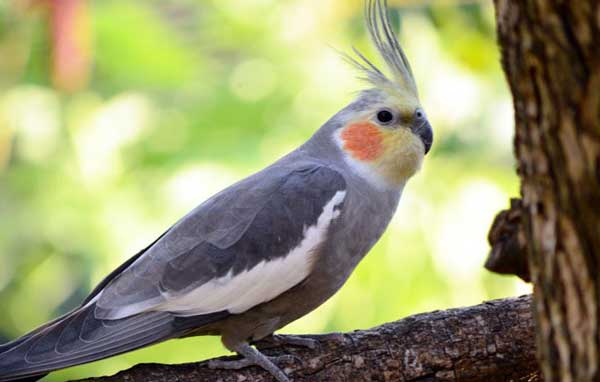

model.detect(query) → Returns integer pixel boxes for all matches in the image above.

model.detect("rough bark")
[486,198,529,282]
[494,1,600,381]
[71,296,538,382]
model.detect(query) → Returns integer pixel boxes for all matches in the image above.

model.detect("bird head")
[332,0,432,189]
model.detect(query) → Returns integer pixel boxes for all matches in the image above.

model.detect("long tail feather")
[0,304,226,382]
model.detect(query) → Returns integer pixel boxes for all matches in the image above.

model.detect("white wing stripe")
[157,190,346,317]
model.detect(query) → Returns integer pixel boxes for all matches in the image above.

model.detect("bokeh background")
[0,0,529,380]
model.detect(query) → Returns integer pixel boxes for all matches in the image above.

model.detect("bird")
[0,1,432,381]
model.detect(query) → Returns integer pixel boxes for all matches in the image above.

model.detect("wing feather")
[0,303,226,381]
[95,164,347,320]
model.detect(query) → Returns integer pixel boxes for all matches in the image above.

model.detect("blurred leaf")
[92,1,199,91]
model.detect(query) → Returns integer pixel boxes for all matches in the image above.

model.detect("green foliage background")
[0,0,526,380]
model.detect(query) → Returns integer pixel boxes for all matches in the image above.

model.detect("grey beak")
[415,120,433,155]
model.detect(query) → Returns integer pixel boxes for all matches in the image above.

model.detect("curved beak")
[414,119,433,155]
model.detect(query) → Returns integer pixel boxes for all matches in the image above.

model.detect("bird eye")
[415,108,425,120]
[376,109,394,125]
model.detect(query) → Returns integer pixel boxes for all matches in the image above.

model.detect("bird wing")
[0,163,347,381]
[94,163,347,320]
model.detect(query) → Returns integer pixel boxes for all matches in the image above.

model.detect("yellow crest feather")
[345,0,419,102]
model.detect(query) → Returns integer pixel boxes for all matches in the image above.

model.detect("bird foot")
[256,334,319,350]
[209,343,295,382]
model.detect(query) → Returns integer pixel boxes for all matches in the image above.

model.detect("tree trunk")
[493,0,600,380]
[72,296,538,382]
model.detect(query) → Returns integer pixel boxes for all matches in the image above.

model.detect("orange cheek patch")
[340,122,384,162]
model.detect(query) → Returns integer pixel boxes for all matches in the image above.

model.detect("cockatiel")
[0,1,432,381]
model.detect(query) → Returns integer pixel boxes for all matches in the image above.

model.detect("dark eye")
[376,109,394,125]
[415,109,425,120]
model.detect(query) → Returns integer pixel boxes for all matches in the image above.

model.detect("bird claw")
[276,334,319,350]
[209,343,293,382]
[256,334,319,350]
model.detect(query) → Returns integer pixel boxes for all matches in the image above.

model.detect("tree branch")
[75,295,539,382]
[486,198,530,282]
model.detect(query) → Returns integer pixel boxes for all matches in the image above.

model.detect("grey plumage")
[0,100,401,381]
[0,303,227,380]
[0,158,358,381]
[95,164,347,319]
[0,1,431,381]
